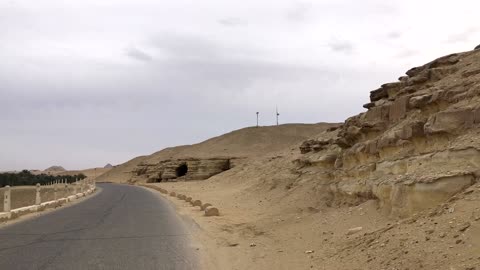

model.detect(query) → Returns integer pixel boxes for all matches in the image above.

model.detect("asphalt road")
[0,183,199,270]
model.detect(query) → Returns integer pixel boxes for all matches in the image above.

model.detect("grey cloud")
[217,17,246,27]
[395,49,418,58]
[286,2,312,22]
[125,47,153,62]
[386,31,402,39]
[328,40,354,54]
[150,34,221,60]
[446,27,479,43]
[4,0,478,171]
[145,33,338,88]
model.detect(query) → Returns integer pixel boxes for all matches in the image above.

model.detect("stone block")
[389,96,408,122]
[424,109,475,134]
[204,206,220,216]
[192,200,202,207]
[201,203,212,211]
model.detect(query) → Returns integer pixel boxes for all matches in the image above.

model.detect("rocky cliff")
[135,157,232,182]
[297,49,480,217]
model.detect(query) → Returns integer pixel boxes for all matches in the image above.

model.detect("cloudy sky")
[1,0,479,171]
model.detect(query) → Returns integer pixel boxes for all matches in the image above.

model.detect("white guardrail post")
[64,179,68,195]
[3,185,11,212]
[35,183,41,205]
[54,180,58,200]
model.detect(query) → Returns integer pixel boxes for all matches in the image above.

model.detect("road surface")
[0,183,198,270]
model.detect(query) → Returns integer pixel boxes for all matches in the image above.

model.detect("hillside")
[32,167,112,180]
[96,123,339,183]
[44,166,66,172]
[116,47,480,270]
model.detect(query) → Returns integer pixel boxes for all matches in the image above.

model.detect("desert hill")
[96,123,339,183]
[31,167,112,180]
[100,47,480,270]
[44,165,65,172]
[60,167,112,179]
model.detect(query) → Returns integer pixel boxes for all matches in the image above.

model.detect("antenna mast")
[276,106,279,126]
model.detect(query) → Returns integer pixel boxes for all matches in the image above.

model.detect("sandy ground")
[98,120,480,269]
[146,169,480,270]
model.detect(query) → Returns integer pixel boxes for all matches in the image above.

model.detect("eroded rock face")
[299,49,480,217]
[135,158,231,182]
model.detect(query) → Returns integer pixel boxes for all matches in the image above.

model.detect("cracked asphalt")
[0,183,198,270]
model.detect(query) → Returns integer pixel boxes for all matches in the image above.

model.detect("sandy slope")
[100,121,480,269]
[97,123,338,183]
[149,147,480,270]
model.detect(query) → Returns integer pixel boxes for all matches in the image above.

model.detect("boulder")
[347,227,363,235]
[201,203,212,210]
[408,94,432,109]
[204,206,220,216]
[192,200,202,207]
[299,139,330,154]
[363,102,375,109]
[370,87,388,102]
[424,109,475,134]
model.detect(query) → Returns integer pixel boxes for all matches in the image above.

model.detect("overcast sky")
[1,0,479,171]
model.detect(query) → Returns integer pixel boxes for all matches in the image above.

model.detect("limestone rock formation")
[135,158,232,182]
[297,49,480,217]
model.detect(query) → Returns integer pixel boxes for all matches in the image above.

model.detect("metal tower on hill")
[276,106,280,126]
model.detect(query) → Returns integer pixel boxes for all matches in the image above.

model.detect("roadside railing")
[0,178,96,222]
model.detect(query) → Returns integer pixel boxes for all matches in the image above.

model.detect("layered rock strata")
[298,49,480,217]
[134,158,232,182]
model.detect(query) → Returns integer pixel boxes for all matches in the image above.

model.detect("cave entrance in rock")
[175,163,188,177]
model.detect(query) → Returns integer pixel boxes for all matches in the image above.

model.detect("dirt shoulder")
[142,176,480,270]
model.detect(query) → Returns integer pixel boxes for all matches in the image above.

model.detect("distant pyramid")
[45,166,66,172]
[104,163,114,168]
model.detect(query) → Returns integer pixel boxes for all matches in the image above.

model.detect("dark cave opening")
[175,163,188,177]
